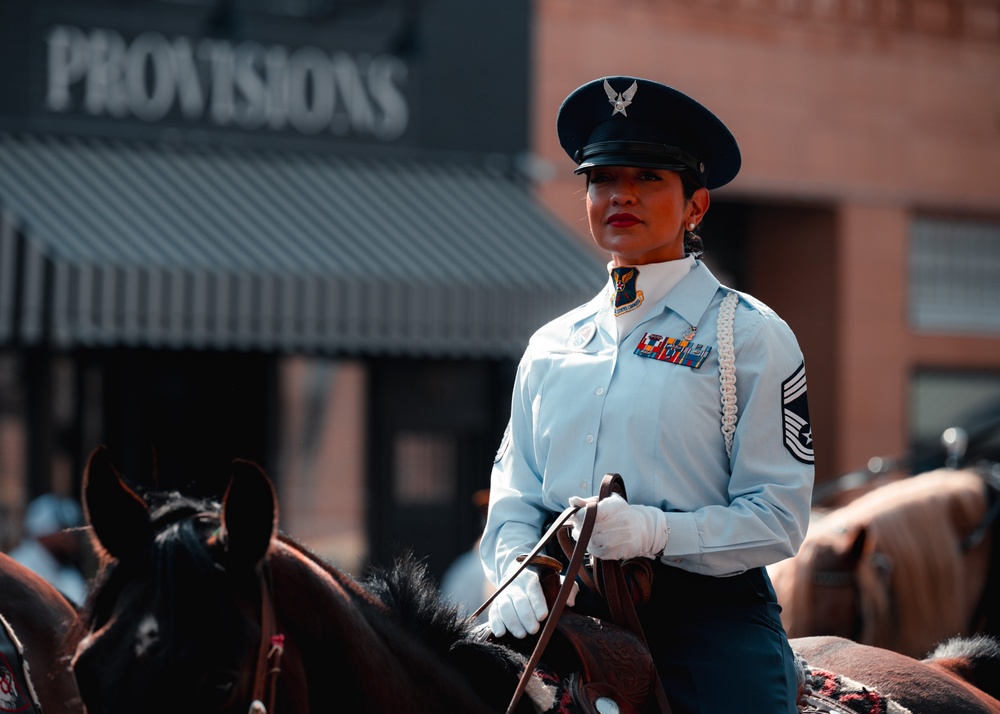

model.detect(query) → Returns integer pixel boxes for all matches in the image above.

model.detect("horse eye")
[200,671,239,706]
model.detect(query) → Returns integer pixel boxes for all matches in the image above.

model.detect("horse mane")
[361,552,473,654]
[271,533,475,657]
[269,534,520,713]
[775,469,989,656]
[925,635,1000,702]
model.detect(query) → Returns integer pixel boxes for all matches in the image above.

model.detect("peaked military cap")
[557,76,741,189]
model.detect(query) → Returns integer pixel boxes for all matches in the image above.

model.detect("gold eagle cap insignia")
[604,79,638,117]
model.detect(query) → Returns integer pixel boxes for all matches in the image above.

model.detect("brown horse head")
[771,468,993,658]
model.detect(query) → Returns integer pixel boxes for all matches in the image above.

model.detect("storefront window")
[909,218,1000,333]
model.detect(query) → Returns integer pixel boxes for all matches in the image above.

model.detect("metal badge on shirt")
[634,332,712,369]
[569,322,596,350]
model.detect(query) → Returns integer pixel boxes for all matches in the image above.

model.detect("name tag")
[634,333,712,369]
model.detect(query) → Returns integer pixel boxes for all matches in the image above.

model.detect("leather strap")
[592,474,672,714]
[558,524,598,594]
[595,475,649,648]
[248,573,284,714]
[503,501,597,714]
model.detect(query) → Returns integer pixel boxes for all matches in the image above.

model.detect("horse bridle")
[812,549,896,645]
[248,572,285,714]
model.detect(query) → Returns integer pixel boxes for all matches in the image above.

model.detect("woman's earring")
[687,223,696,231]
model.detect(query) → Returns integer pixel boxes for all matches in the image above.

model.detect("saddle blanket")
[802,668,913,714]
[523,653,915,714]
[0,613,42,714]
[527,665,580,713]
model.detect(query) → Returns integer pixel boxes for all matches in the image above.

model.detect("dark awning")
[0,133,602,358]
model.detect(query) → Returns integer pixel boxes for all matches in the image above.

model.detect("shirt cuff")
[659,512,699,563]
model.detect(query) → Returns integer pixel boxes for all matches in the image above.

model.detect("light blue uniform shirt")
[481,260,814,583]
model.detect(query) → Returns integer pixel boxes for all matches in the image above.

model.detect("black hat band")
[572,140,707,182]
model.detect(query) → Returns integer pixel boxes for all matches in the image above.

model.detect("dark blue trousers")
[574,563,797,714]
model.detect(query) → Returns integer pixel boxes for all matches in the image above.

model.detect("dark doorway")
[367,358,513,582]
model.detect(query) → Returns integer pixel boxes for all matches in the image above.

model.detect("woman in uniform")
[480,76,814,713]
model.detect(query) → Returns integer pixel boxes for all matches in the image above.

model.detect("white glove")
[567,493,669,561]
[488,565,578,639]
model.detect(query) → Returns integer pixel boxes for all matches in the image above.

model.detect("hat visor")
[573,154,692,175]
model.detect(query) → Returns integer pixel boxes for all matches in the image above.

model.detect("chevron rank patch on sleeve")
[782,362,813,464]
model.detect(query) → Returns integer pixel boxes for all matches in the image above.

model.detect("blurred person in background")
[481,76,815,713]
[8,494,88,607]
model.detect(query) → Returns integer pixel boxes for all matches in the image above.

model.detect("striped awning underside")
[0,134,602,358]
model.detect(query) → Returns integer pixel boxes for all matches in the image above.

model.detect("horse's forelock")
[146,493,220,531]
[83,498,229,631]
[860,473,985,644]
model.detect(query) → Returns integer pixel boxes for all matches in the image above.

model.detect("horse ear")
[83,445,153,561]
[221,459,277,571]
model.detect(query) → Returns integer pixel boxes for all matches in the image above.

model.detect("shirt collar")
[605,256,694,308]
[584,259,723,327]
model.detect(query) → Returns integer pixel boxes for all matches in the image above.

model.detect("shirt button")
[595,387,605,395]
[580,481,589,492]
[585,434,594,444]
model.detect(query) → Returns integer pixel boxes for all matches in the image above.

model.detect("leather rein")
[472,473,672,714]
[248,571,285,714]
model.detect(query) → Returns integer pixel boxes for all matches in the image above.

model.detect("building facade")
[0,0,603,578]
[532,0,1000,481]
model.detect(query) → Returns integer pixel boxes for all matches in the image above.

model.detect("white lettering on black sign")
[45,25,410,140]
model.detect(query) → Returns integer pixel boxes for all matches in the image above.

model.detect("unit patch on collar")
[634,333,712,369]
[610,267,643,316]
[782,362,813,464]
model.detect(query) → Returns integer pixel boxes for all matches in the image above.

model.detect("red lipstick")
[607,212,641,227]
